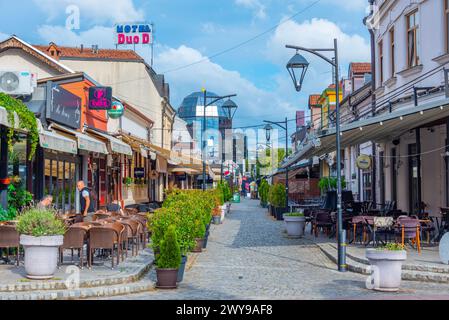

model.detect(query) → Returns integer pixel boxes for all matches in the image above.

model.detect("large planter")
[177,255,187,283]
[212,215,221,225]
[366,249,407,292]
[156,268,178,289]
[283,215,306,238]
[192,238,204,253]
[20,235,64,280]
[274,207,288,221]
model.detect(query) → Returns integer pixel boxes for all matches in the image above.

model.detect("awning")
[50,124,108,155]
[89,130,133,156]
[282,96,449,168]
[156,155,168,173]
[169,167,200,175]
[38,130,78,155]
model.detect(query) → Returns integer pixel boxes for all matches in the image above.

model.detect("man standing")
[77,181,95,222]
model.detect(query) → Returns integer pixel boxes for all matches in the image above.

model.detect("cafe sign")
[115,23,152,45]
[47,84,81,129]
[88,87,112,110]
[107,101,124,119]
[356,154,371,170]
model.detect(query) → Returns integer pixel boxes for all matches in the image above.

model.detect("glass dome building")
[178,91,232,164]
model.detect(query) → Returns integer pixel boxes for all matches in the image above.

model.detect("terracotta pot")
[191,238,204,252]
[156,268,178,289]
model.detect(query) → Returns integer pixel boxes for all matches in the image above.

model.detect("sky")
[0,0,372,138]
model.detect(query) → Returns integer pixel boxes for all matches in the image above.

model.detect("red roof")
[308,94,321,107]
[33,44,144,61]
[350,62,371,74]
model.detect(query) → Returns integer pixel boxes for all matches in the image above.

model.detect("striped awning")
[50,123,108,154]
[89,130,133,156]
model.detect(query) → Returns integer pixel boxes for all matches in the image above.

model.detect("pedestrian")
[37,195,53,209]
[77,181,95,222]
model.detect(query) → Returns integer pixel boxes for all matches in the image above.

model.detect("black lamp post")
[285,38,346,272]
[221,99,238,182]
[201,89,237,191]
[263,119,288,208]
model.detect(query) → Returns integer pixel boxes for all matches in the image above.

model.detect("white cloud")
[32,0,144,24]
[267,18,370,67]
[235,0,267,19]
[154,45,296,127]
[37,25,113,47]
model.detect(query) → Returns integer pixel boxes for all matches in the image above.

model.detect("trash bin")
[232,192,240,203]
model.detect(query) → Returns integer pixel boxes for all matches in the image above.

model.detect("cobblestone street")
[108,199,449,300]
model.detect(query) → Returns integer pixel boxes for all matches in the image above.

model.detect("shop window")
[362,172,372,201]
[406,10,420,67]
[8,133,28,187]
[390,27,395,76]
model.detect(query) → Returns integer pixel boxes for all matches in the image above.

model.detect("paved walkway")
[109,199,449,300]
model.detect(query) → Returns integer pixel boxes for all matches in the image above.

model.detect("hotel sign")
[115,23,152,45]
[88,87,112,110]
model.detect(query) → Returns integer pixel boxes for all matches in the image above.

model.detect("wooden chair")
[0,225,20,266]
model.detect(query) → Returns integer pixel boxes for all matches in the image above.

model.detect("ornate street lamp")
[285,39,346,273]
[286,52,310,92]
[264,123,272,142]
[221,99,239,182]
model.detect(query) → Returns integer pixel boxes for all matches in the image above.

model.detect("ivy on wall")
[0,93,38,160]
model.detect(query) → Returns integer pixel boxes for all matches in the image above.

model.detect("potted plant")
[155,224,181,289]
[283,211,306,238]
[366,243,407,292]
[16,207,66,279]
[259,179,269,208]
[212,206,221,225]
[191,220,205,253]
[272,183,288,221]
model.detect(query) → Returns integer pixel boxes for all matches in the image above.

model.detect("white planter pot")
[366,249,407,292]
[283,215,306,238]
[20,235,64,280]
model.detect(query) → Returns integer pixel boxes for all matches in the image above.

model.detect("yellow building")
[318,84,343,130]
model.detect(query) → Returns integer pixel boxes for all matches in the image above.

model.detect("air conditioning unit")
[0,71,33,95]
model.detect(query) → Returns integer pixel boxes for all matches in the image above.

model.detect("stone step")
[0,251,154,293]
[0,277,156,300]
[317,243,449,283]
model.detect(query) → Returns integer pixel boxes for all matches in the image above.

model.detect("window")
[379,40,384,84]
[362,172,372,201]
[446,0,449,52]
[390,28,395,76]
[407,10,420,67]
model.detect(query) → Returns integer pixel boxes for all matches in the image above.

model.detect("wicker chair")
[88,225,123,269]
[60,227,87,268]
[0,225,20,266]
[130,215,149,249]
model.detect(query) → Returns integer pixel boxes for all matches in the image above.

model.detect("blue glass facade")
[178,91,232,164]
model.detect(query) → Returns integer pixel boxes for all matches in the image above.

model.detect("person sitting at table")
[37,195,53,209]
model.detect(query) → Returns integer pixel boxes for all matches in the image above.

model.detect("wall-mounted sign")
[134,167,145,179]
[356,154,372,170]
[108,101,124,119]
[88,87,112,110]
[115,23,152,45]
[47,84,81,129]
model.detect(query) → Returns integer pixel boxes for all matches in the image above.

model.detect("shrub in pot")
[366,243,407,292]
[16,207,66,279]
[283,212,306,238]
[212,206,221,225]
[272,183,288,221]
[259,179,269,208]
[156,225,181,289]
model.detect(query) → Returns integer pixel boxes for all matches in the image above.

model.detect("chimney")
[91,45,98,54]
[80,44,83,53]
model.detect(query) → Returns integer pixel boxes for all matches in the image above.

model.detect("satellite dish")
[0,72,20,92]
[439,232,449,264]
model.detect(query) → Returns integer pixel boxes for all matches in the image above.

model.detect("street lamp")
[263,118,288,208]
[285,38,346,272]
[221,99,239,182]
[201,89,237,191]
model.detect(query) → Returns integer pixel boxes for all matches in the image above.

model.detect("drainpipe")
[364,0,377,204]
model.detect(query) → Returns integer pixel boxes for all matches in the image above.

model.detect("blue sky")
[0,0,372,134]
